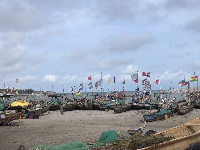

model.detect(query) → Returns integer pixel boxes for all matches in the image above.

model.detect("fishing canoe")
[138,117,200,150]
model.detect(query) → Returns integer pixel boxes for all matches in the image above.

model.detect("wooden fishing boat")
[63,103,74,111]
[176,99,194,115]
[177,104,193,115]
[0,110,23,125]
[143,109,173,122]
[113,106,122,113]
[139,117,200,150]
[132,102,146,110]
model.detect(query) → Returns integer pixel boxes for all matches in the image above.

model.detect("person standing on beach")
[59,100,63,115]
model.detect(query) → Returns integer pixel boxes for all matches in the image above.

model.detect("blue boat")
[143,109,173,122]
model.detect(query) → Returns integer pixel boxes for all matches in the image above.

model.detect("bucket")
[165,115,168,120]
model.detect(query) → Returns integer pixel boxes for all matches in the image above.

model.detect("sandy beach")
[0,109,200,150]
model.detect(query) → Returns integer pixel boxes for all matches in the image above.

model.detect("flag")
[142,72,146,76]
[185,81,189,85]
[108,77,115,84]
[179,80,188,86]
[71,87,73,92]
[155,79,160,84]
[135,87,139,91]
[88,76,92,80]
[10,88,13,93]
[16,79,18,83]
[146,72,150,77]
[99,79,102,86]
[16,90,19,95]
[142,79,147,85]
[79,83,83,90]
[95,81,98,89]
[190,76,198,82]
[76,91,80,96]
[179,81,184,86]
[131,73,137,81]
[122,79,125,84]
[131,73,138,83]
[88,82,93,89]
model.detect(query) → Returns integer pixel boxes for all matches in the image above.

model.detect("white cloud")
[44,74,58,82]
[63,75,78,81]
[120,64,139,75]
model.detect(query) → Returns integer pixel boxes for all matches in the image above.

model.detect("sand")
[0,109,200,150]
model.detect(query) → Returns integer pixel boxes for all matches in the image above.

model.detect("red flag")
[134,79,138,83]
[88,76,92,80]
[142,72,146,76]
[155,79,160,84]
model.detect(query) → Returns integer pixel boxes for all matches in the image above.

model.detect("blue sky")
[0,0,200,93]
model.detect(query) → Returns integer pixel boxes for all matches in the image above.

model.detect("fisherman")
[59,100,63,115]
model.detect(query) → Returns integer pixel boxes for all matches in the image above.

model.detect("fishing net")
[30,142,87,150]
[30,130,119,150]
[98,130,117,143]
[52,100,59,105]
[156,109,169,114]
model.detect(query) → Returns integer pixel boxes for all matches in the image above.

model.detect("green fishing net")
[98,130,117,143]
[30,142,87,150]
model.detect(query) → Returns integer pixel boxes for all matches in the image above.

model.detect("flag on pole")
[88,76,92,80]
[190,76,198,82]
[16,90,19,95]
[146,72,150,77]
[99,79,102,86]
[88,82,93,89]
[142,72,146,76]
[122,79,125,84]
[108,77,115,84]
[79,83,83,90]
[131,72,138,83]
[95,81,98,89]
[76,91,80,96]
[142,79,147,85]
[131,74,137,80]
[155,79,160,84]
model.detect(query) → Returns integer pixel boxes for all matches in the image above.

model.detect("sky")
[0,0,200,93]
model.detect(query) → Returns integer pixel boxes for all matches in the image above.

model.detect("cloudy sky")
[0,0,200,93]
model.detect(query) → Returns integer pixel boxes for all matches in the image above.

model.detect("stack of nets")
[30,142,88,150]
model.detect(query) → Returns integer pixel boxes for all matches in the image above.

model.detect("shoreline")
[0,109,200,150]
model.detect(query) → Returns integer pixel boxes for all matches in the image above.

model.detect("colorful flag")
[122,79,125,84]
[131,73,138,83]
[16,90,19,95]
[135,87,139,91]
[179,81,184,86]
[155,79,160,84]
[142,72,146,76]
[190,76,198,82]
[10,88,13,93]
[108,77,115,84]
[146,72,150,77]
[88,76,92,80]
[79,83,83,90]
[76,91,80,96]
[142,79,147,85]
[88,82,93,89]
[99,79,102,86]
[95,81,98,89]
